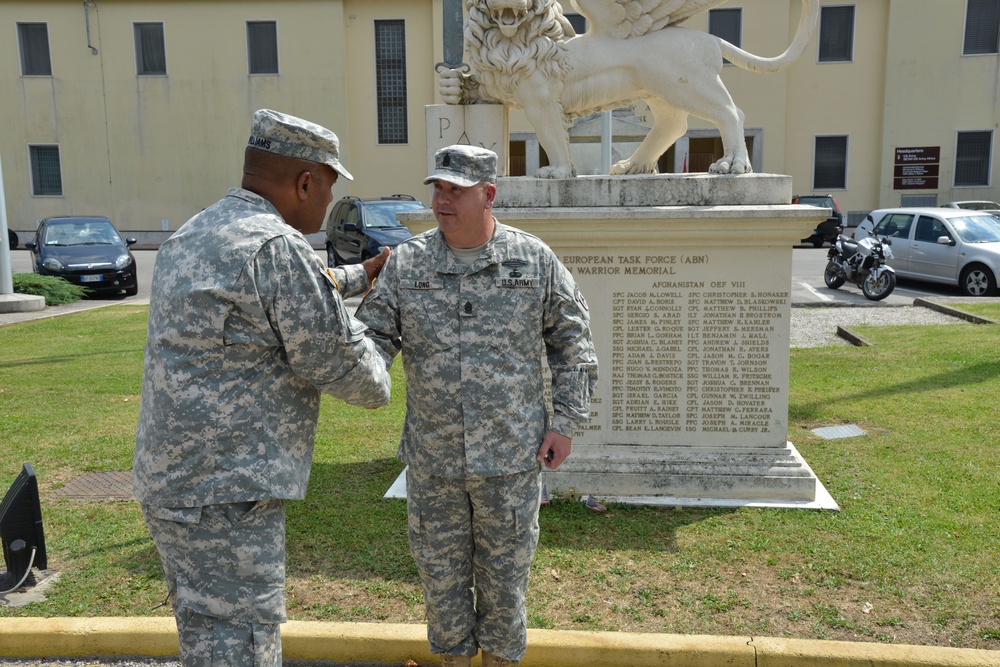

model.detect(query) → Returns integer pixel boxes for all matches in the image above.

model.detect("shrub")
[12,273,89,305]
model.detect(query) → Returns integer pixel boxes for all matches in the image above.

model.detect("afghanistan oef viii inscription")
[561,251,791,448]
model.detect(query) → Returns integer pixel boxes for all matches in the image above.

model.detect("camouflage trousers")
[406,466,542,662]
[141,499,287,667]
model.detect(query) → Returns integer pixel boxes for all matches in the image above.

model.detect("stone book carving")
[439,0,819,178]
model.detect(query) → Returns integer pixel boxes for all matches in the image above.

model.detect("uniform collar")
[432,218,509,274]
[226,187,283,219]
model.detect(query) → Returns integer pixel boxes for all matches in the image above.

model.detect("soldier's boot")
[440,655,472,667]
[482,651,515,667]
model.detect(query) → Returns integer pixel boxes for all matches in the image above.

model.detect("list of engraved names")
[562,252,788,440]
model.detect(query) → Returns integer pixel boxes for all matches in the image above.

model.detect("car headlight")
[114,254,133,270]
[42,257,65,272]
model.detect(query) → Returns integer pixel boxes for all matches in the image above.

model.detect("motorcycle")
[823,229,896,301]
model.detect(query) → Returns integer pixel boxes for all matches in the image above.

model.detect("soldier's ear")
[295,170,312,201]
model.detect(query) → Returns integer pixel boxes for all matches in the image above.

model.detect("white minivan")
[853,207,1000,296]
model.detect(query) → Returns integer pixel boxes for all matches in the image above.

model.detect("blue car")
[325,195,426,266]
[25,216,138,296]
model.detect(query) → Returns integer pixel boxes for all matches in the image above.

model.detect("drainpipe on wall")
[84,1,98,55]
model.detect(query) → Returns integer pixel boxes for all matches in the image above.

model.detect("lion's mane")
[464,0,570,106]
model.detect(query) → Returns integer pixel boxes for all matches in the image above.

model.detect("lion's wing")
[570,0,730,39]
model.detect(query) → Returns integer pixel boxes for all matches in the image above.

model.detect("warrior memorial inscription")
[562,253,786,444]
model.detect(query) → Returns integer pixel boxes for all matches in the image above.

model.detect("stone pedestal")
[425,104,509,176]
[0,293,45,314]
[395,174,838,510]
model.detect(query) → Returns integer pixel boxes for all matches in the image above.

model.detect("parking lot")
[6,246,972,310]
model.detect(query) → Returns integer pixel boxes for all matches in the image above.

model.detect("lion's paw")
[611,160,656,175]
[535,165,576,179]
[437,68,465,105]
[709,156,753,175]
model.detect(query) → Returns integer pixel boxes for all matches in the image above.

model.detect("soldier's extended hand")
[537,430,572,470]
[362,247,391,286]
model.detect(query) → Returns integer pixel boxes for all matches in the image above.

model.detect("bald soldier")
[134,109,391,666]
[357,145,598,667]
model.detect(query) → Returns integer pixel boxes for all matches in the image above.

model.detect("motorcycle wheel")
[823,260,846,289]
[862,270,896,301]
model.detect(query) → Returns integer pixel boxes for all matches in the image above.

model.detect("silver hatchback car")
[854,207,1000,296]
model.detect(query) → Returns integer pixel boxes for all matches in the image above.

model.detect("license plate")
[80,274,103,283]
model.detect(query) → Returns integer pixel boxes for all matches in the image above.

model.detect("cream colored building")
[2,0,998,241]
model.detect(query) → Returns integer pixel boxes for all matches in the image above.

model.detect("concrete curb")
[912,297,997,324]
[1,618,997,666]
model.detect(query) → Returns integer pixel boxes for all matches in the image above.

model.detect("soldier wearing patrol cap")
[134,109,392,667]
[357,145,598,667]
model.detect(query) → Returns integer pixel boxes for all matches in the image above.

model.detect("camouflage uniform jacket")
[357,222,597,479]
[134,188,391,508]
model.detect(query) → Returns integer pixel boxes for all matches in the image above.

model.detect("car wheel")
[823,260,845,289]
[7,229,17,250]
[811,238,824,248]
[326,245,339,267]
[125,284,138,296]
[960,264,997,297]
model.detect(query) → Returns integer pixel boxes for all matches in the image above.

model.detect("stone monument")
[386,0,838,509]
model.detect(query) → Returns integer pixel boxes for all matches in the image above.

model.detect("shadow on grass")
[538,502,733,554]
[285,458,733,584]
[0,348,142,369]
[794,359,1000,418]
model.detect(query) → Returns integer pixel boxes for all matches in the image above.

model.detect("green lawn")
[0,305,998,650]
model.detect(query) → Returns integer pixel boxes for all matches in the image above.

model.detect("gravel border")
[789,304,966,348]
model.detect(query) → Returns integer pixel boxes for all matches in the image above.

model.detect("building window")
[17,23,52,76]
[955,130,992,186]
[374,19,408,145]
[563,13,587,34]
[900,194,938,207]
[29,145,62,196]
[709,7,742,64]
[964,0,1000,54]
[818,5,854,62]
[247,21,279,74]
[134,23,167,75]
[813,135,848,189]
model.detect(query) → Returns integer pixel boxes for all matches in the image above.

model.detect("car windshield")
[796,197,833,208]
[954,201,1000,210]
[43,220,122,246]
[363,202,424,228]
[950,215,1000,243]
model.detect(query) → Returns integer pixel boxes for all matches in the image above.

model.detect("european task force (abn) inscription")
[561,251,790,448]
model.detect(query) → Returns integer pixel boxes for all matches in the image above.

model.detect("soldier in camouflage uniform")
[134,109,392,667]
[356,145,598,667]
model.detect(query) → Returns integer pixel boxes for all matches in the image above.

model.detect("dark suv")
[325,195,427,266]
[793,194,844,247]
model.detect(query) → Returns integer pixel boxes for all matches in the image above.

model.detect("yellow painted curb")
[0,617,178,657]
[754,636,1000,667]
[0,618,997,667]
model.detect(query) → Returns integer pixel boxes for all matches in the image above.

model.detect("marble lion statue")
[440,0,819,178]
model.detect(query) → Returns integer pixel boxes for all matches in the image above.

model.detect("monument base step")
[544,441,820,502]
[383,443,839,510]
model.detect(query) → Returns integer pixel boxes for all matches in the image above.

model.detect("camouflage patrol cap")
[248,109,354,181]
[424,145,497,187]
